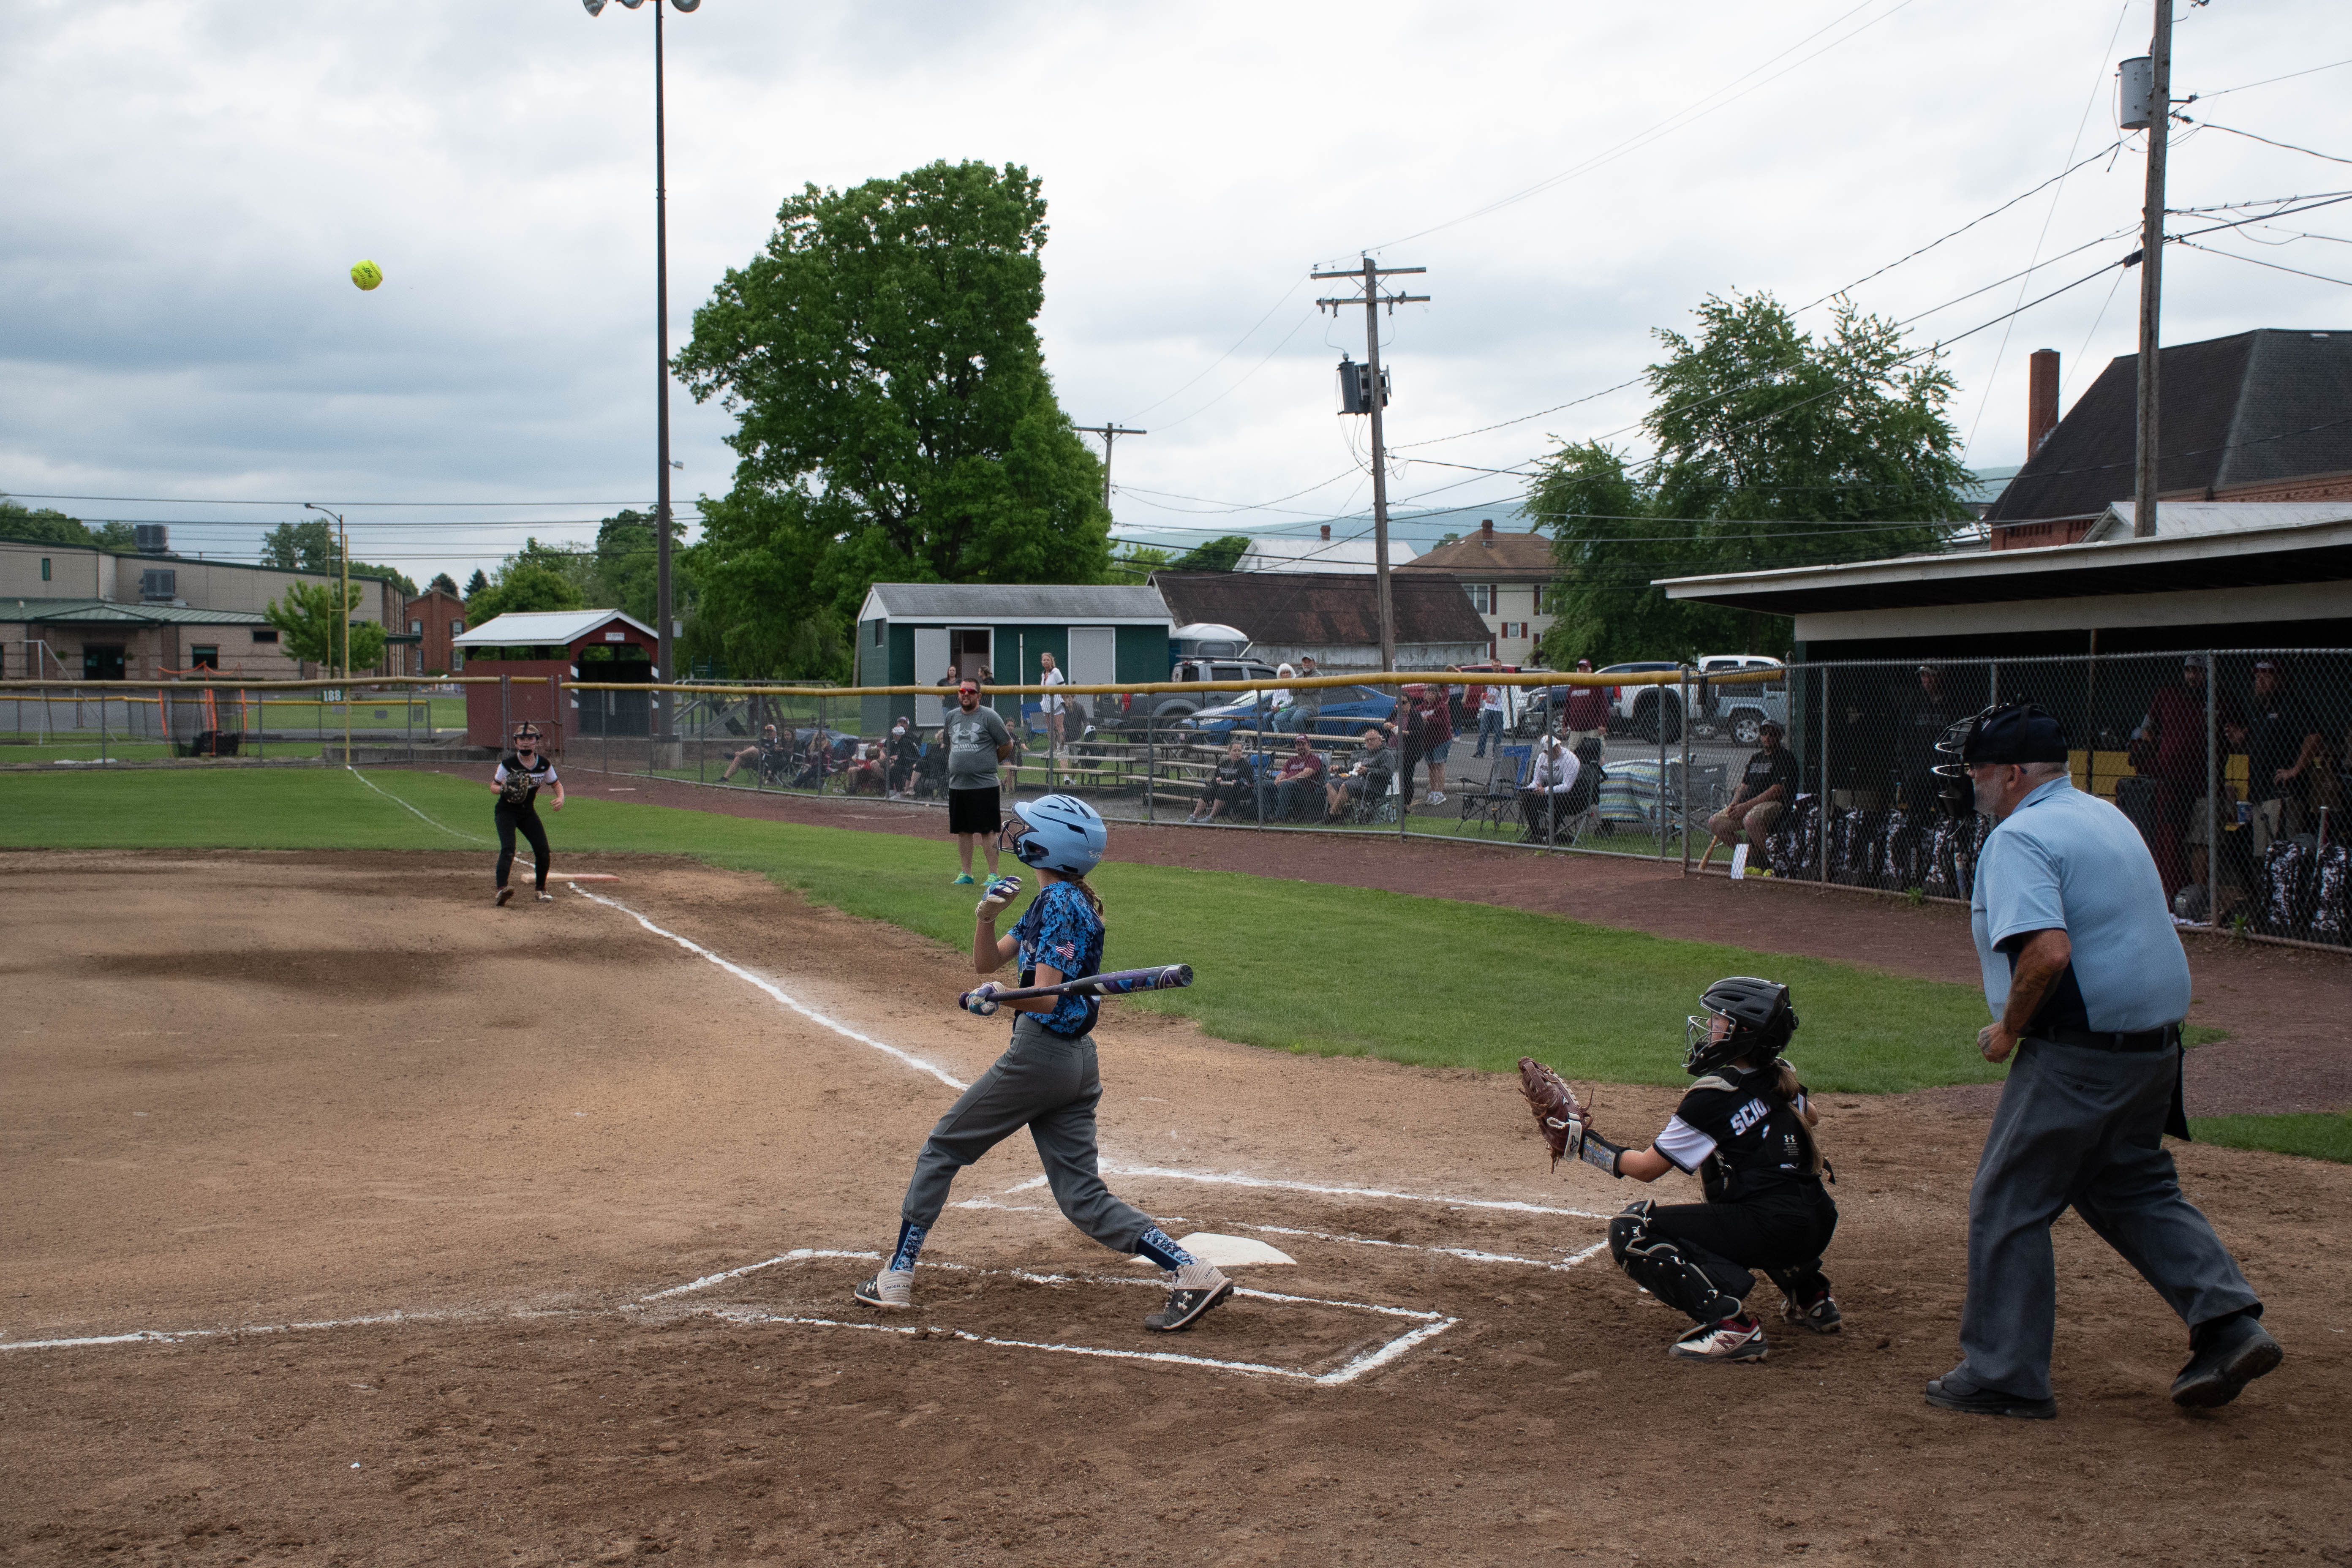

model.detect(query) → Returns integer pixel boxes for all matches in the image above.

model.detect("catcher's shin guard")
[1608,1201,1743,1325]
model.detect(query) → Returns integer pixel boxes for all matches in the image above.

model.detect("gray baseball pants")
[900,1013,1154,1255]
[1955,1037,2260,1401]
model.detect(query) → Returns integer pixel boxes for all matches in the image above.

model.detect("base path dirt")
[406,762,2352,1116]
[3,851,2347,1566]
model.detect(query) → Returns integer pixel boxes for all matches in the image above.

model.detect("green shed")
[851,583,1176,737]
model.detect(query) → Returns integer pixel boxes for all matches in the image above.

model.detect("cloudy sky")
[3,0,2347,588]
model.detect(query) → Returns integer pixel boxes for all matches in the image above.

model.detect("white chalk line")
[1235,1222,1611,1273]
[569,886,968,1091]
[0,1306,589,1355]
[569,883,1611,1226]
[348,767,493,844]
[1004,1165,1610,1221]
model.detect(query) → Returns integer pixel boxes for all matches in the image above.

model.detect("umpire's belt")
[2034,1021,2182,1053]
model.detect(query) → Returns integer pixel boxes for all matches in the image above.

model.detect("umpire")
[1925,702,2280,1419]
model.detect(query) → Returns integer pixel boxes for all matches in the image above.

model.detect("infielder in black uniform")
[487,723,564,906]
[1556,977,1840,1362]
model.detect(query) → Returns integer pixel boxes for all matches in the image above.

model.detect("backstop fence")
[5,648,2346,950]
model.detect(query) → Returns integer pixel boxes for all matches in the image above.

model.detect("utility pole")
[2129,4,2173,539]
[1315,258,1428,672]
[1074,424,1147,512]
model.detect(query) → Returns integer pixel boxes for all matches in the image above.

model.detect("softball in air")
[350,260,384,291]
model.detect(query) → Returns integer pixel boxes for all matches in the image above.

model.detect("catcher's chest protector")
[1680,1073,1825,1203]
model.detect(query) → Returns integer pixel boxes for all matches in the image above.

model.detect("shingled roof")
[1398,526,1555,577]
[1988,328,2352,524]
[1150,570,1490,647]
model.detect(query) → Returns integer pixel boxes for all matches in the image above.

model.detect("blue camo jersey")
[1013,880,1104,1037]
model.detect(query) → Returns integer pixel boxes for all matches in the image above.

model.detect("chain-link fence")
[12,651,2349,952]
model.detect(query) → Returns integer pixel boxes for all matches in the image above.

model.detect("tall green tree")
[1,496,135,552]
[256,518,414,595]
[1536,293,1973,666]
[1169,533,1251,572]
[676,159,1113,679]
[463,569,490,599]
[427,572,460,597]
[465,540,591,628]
[264,581,387,673]
[1106,543,1171,584]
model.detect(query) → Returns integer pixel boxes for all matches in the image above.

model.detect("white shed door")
[913,627,950,688]
[1067,626,1116,689]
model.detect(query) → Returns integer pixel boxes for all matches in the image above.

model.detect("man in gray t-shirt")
[942,679,1015,884]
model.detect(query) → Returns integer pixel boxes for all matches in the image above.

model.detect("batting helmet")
[1684,975,1798,1076]
[1004,793,1106,878]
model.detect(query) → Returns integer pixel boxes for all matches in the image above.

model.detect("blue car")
[1179,684,1402,739]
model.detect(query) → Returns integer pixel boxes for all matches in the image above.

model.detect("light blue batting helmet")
[1005,793,1106,877]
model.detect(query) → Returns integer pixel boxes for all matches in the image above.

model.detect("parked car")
[1130,658,1283,724]
[1178,683,1401,738]
[1693,655,1788,746]
[1598,661,1687,742]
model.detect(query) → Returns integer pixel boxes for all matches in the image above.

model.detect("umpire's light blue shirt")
[1969,777,2192,1032]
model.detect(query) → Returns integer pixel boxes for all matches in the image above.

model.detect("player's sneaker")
[1782,1290,1843,1334]
[1669,1314,1768,1361]
[1144,1265,1233,1333]
[495,886,514,907]
[1426,790,1447,805]
[536,890,554,902]
[853,1270,914,1310]
[951,874,976,886]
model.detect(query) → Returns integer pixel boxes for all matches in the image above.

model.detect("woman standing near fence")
[487,723,564,906]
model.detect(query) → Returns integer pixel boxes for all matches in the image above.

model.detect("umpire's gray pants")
[1957,1039,2260,1401]
[901,1014,1154,1255]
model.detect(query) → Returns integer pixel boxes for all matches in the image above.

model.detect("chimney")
[1320,524,1331,541]
[1479,518,1494,547]
[2028,349,2059,455]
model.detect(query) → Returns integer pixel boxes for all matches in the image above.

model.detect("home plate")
[1137,1233,1294,1267]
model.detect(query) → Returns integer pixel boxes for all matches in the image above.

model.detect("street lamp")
[584,0,699,749]
[302,502,349,681]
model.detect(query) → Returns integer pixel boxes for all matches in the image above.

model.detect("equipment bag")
[2255,836,2312,937]
[2311,842,2352,946]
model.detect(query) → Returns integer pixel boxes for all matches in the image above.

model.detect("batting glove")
[961,981,1004,1017]
[976,875,1024,921]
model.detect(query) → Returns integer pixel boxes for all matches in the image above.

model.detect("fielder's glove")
[976,875,1024,921]
[961,981,1005,1017]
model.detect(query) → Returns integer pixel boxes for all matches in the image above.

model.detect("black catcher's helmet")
[1930,702,2069,817]
[1685,976,1798,1075]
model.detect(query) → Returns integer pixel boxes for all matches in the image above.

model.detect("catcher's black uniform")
[1618,1065,1837,1322]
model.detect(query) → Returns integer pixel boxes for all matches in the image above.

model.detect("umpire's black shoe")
[2171,1312,2282,1409]
[1144,1267,1233,1333]
[1924,1374,2057,1420]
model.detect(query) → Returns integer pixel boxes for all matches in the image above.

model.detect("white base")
[1133,1232,1296,1268]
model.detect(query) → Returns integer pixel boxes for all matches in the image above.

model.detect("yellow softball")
[350,260,384,291]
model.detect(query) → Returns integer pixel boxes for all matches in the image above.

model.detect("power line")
[0,493,665,507]
[2193,57,2352,99]
[2187,121,2352,168]
[2176,238,2352,289]
[1364,0,1922,251]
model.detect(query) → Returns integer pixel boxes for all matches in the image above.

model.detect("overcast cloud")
[3,0,2347,585]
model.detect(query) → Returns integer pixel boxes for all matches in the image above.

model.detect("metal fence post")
[1818,664,1832,884]
[1655,674,1668,862]
[1680,667,1693,873]
[1144,712,1155,825]
[2205,651,2219,924]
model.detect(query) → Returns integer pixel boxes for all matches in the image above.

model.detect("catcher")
[1520,976,1840,1363]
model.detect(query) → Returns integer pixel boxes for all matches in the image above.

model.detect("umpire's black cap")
[1960,702,2069,765]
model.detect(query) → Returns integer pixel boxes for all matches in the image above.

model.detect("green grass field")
[0,767,2013,1095]
[2189,1113,2352,1165]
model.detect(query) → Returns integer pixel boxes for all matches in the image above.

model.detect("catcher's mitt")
[1517,1056,1597,1170]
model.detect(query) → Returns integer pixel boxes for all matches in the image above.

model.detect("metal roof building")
[852,582,1176,733]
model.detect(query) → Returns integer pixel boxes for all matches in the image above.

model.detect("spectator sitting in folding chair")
[842,740,888,795]
[1701,719,1798,867]
[793,729,836,789]
[884,720,921,797]
[1271,734,1328,821]
[1188,738,1258,823]
[1520,733,1584,843]
[1326,729,1395,823]
[912,733,949,799]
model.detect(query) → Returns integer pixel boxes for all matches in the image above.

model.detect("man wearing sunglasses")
[487,724,564,906]
[943,679,1015,885]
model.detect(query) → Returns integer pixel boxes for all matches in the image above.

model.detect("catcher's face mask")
[1929,707,1992,819]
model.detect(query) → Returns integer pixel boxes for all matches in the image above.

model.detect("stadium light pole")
[584,0,700,750]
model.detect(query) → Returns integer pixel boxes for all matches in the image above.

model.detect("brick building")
[403,587,468,675]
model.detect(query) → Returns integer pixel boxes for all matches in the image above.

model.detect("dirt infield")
[4,849,2348,1566]
[414,763,2352,1116]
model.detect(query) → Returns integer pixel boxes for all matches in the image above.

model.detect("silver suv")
[1693,655,1788,746]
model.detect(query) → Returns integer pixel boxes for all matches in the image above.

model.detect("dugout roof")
[452,609,657,648]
